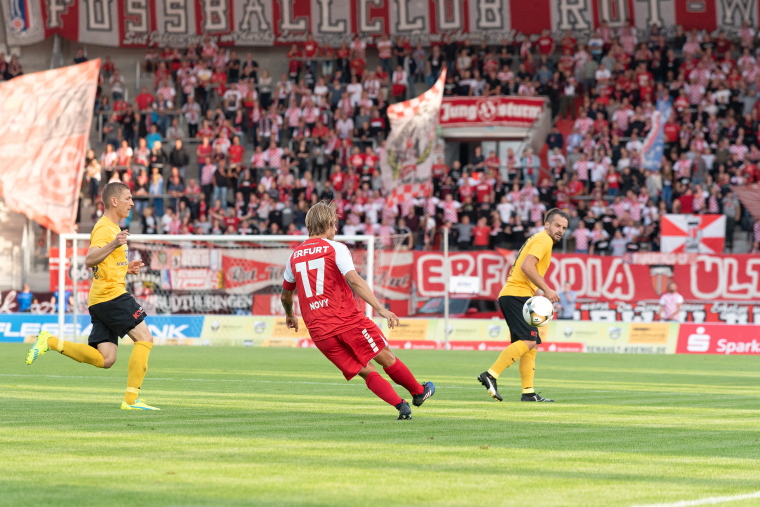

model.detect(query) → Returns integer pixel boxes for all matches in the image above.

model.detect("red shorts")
[314,321,388,380]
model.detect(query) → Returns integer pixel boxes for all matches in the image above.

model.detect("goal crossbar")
[57,233,375,339]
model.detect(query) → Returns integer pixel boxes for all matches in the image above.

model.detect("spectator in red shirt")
[350,56,366,80]
[287,44,302,81]
[674,186,694,214]
[472,217,491,249]
[536,29,555,56]
[228,136,244,167]
[303,33,319,77]
[663,115,680,144]
[134,86,154,111]
[560,30,576,54]
[567,173,585,202]
[330,164,345,192]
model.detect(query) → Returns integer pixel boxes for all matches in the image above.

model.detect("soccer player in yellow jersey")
[478,208,569,402]
[26,182,160,410]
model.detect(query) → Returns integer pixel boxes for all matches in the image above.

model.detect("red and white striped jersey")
[611,200,629,218]
[574,117,593,135]
[674,159,692,178]
[303,106,318,124]
[285,107,302,127]
[613,108,631,133]
[730,143,748,161]
[573,228,591,251]
[573,160,591,181]
[283,238,367,341]
[252,152,266,168]
[686,83,704,105]
[530,203,546,223]
[626,199,642,221]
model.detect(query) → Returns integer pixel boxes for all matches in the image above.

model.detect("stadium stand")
[3,26,759,256]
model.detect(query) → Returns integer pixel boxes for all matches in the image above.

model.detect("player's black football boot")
[396,400,412,420]
[521,392,554,402]
[478,372,503,401]
[412,382,435,407]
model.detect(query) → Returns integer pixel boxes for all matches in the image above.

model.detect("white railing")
[57,233,375,339]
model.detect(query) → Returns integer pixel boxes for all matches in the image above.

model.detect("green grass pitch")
[1,344,759,507]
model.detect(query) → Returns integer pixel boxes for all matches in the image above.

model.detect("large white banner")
[3,0,760,48]
[381,70,446,207]
[0,60,99,234]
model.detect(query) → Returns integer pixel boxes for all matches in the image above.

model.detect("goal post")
[56,233,376,341]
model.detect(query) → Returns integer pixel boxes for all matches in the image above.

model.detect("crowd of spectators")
[0,52,23,81]
[73,24,760,253]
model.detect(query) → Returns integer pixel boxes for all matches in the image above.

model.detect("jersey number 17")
[295,258,325,298]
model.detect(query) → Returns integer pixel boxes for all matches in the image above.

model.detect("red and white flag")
[660,214,726,254]
[0,60,99,234]
[381,69,446,207]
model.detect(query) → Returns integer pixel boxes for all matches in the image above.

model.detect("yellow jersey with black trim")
[499,230,554,298]
[88,216,128,307]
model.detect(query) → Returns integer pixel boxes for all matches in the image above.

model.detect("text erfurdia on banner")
[381,69,446,207]
[0,60,100,234]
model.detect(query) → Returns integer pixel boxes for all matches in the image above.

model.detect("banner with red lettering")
[439,97,545,128]
[5,0,760,48]
[47,244,760,317]
[0,61,99,233]
[413,251,760,304]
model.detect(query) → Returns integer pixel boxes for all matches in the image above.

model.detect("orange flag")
[0,59,100,233]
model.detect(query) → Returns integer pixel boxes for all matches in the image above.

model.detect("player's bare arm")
[85,229,129,268]
[345,270,399,329]
[521,254,559,303]
[280,289,299,331]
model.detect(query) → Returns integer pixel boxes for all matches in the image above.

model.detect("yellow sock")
[48,337,104,368]
[125,341,153,405]
[488,340,529,379]
[519,348,537,394]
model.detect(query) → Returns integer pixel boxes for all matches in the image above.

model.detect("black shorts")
[499,295,541,344]
[88,293,145,349]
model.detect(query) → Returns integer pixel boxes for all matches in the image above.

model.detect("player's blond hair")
[305,200,337,236]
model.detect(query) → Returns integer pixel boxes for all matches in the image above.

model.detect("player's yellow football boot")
[26,331,52,365]
[121,400,161,411]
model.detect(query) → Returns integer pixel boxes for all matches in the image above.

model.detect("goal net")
[54,233,413,341]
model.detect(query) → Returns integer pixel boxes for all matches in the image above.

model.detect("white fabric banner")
[0,60,99,233]
[381,69,446,207]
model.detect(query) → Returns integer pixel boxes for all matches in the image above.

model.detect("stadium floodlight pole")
[57,233,374,325]
[443,227,449,349]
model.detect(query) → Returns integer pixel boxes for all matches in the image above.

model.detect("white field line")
[1,374,759,398]
[633,491,760,507]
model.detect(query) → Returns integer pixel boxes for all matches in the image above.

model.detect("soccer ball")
[522,296,554,327]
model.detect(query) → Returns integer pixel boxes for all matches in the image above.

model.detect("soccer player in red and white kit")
[280,201,435,420]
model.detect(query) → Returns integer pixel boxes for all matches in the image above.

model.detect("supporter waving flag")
[641,97,672,171]
[381,70,446,207]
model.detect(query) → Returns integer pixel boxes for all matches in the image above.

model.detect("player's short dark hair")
[544,208,570,225]
[101,182,130,209]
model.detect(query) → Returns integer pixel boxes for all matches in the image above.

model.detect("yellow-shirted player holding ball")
[26,182,160,410]
[478,208,569,402]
